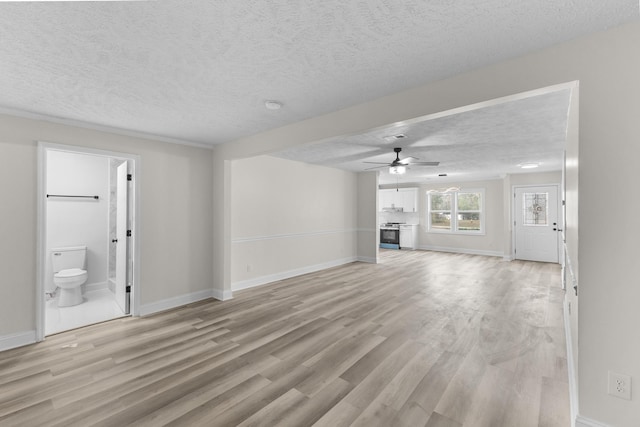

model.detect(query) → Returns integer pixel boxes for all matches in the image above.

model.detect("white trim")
[0,106,214,149]
[357,256,378,263]
[417,245,503,258]
[576,415,610,427]
[0,331,36,352]
[212,289,234,301]
[565,243,577,292]
[232,228,358,244]
[36,144,46,342]
[37,142,142,339]
[564,297,579,427]
[232,256,358,292]
[502,255,514,261]
[139,289,214,316]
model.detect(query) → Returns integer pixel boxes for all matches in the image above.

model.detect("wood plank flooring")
[0,250,570,426]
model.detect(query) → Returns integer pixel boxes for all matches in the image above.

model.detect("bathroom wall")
[45,150,109,292]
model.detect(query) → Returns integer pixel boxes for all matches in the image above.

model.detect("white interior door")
[514,185,560,263]
[115,162,129,313]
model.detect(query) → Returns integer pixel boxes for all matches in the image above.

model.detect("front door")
[514,185,560,263]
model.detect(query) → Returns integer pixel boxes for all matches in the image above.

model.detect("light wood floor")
[0,250,570,426]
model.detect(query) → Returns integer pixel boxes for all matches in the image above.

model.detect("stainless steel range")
[380,222,403,249]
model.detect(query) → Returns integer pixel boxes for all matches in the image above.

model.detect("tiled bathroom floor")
[45,288,126,335]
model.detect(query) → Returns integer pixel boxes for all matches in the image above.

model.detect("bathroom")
[44,148,131,335]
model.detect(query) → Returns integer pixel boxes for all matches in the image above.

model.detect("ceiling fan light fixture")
[389,165,406,175]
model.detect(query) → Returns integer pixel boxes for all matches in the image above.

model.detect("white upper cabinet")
[379,189,393,211]
[401,189,417,213]
[379,188,418,212]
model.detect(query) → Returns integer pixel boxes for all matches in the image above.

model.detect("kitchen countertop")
[380,223,419,229]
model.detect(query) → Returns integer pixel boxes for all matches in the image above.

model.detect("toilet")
[51,246,88,307]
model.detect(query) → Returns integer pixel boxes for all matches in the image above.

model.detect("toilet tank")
[51,246,87,273]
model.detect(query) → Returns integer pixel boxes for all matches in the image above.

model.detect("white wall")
[230,155,358,290]
[417,179,505,257]
[510,171,562,187]
[0,135,38,344]
[211,21,640,425]
[45,150,109,292]
[357,172,379,263]
[0,114,214,345]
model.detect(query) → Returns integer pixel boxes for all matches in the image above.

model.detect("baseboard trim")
[232,256,358,292]
[576,415,610,427]
[85,281,108,293]
[564,297,579,427]
[139,289,214,316]
[0,330,36,352]
[212,289,233,301]
[418,245,503,258]
[357,256,377,264]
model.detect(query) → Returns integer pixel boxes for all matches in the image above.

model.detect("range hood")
[382,206,404,213]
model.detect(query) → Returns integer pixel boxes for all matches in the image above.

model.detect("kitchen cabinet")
[401,189,417,213]
[379,190,393,211]
[379,188,418,212]
[399,224,418,250]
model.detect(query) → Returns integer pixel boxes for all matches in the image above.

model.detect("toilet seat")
[54,268,86,278]
[54,268,88,295]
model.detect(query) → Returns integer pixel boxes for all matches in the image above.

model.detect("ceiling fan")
[363,147,439,174]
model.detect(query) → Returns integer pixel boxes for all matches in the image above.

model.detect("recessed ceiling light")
[518,162,540,169]
[264,100,283,110]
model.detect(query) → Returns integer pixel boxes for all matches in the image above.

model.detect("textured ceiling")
[0,0,637,147]
[272,87,573,184]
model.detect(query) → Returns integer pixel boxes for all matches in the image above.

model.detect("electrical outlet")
[608,371,632,400]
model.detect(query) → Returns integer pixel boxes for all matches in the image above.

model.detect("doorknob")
[553,228,563,232]
[112,239,118,243]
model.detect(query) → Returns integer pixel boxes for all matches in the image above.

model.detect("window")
[522,192,548,226]
[427,189,484,234]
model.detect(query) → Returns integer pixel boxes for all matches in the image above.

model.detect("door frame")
[511,183,563,264]
[36,141,141,342]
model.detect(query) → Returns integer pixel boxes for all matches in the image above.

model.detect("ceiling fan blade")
[410,161,440,166]
[396,156,420,165]
[361,147,438,169]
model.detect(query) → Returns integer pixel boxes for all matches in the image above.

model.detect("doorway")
[37,142,139,339]
[513,184,562,263]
